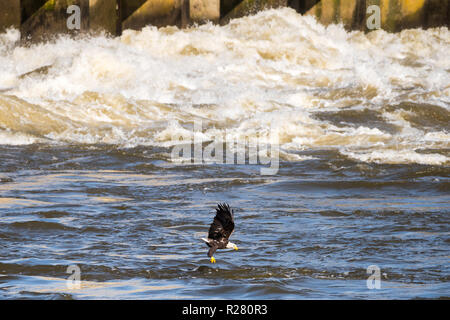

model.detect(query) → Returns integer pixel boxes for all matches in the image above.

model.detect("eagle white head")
[226,242,238,250]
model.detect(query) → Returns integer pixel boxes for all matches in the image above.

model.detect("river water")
[0,8,449,299]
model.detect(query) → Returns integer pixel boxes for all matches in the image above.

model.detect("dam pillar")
[305,0,359,29]
[306,0,449,32]
[20,0,90,41]
[2,0,448,38]
[0,0,20,33]
[121,0,185,30]
[190,0,220,23]
[89,0,120,35]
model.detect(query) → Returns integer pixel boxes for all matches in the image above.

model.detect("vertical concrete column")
[305,0,442,32]
[89,0,120,35]
[0,0,21,32]
[190,0,220,23]
[122,0,184,30]
[21,0,89,41]
[379,0,427,31]
[306,0,372,30]
[180,0,190,27]
[339,0,358,27]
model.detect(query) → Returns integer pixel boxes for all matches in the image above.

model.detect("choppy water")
[0,8,449,299]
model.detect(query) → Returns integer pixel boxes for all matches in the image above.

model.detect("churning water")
[0,8,448,299]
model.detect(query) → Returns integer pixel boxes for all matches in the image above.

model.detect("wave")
[0,8,449,165]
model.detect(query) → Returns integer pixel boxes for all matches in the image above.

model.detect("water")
[0,8,449,299]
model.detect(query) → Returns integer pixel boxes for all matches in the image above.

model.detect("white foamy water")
[0,8,449,165]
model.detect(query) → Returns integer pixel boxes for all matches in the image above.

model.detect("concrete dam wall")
[0,0,448,40]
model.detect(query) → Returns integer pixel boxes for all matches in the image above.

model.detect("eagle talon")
[210,257,216,263]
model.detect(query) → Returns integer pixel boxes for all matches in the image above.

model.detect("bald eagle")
[201,203,238,263]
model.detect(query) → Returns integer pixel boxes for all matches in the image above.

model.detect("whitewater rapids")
[0,8,449,165]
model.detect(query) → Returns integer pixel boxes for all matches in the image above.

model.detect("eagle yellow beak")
[234,245,238,251]
[210,257,216,263]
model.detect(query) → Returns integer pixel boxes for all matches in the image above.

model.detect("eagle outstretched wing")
[208,203,235,241]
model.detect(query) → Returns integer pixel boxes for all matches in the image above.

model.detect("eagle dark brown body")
[202,203,238,263]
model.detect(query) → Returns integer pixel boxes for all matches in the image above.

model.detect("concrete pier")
[190,0,220,23]
[90,0,120,35]
[21,0,89,41]
[122,0,184,30]
[0,0,20,32]
[0,0,448,40]
[305,0,450,32]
